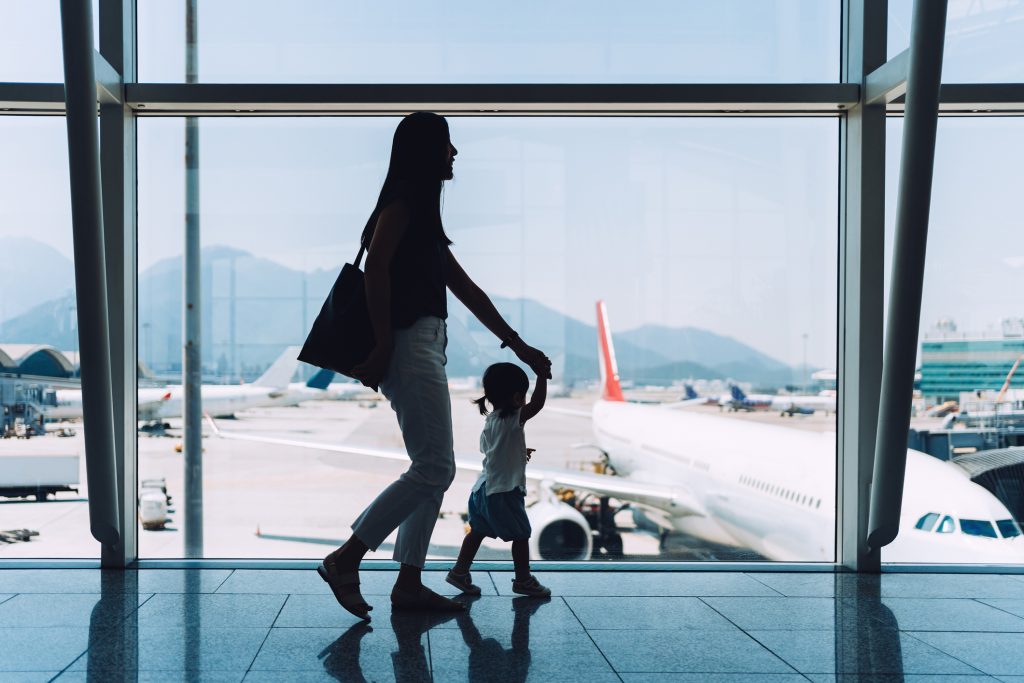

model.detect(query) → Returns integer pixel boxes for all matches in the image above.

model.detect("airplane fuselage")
[592,399,1024,563]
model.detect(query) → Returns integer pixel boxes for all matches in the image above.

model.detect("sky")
[2,1,1023,370]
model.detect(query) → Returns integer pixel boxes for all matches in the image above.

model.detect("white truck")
[0,454,80,501]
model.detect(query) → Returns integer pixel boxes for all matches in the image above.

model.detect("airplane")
[682,384,719,406]
[48,346,306,421]
[771,391,837,417]
[207,304,1024,564]
[269,369,379,408]
[719,385,774,412]
[722,385,837,417]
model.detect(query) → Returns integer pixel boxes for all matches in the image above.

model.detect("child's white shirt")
[472,408,527,495]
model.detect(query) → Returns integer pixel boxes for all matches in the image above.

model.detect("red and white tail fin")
[596,300,625,402]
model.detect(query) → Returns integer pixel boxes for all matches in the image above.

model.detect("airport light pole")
[183,0,203,558]
[802,332,808,391]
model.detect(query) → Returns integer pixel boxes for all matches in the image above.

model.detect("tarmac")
[0,389,839,561]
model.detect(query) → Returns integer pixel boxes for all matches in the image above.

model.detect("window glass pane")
[888,0,1024,82]
[1,1,99,82]
[937,516,955,534]
[915,512,939,531]
[960,519,998,538]
[138,116,838,561]
[884,118,1024,564]
[139,0,841,83]
[0,116,96,558]
[998,519,1021,538]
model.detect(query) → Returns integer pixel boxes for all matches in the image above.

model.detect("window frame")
[4,0,1024,571]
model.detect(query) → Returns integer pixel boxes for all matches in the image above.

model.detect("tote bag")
[297,244,375,379]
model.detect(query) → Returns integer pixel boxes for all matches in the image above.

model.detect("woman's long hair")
[360,112,453,249]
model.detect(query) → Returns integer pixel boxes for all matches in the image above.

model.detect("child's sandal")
[512,574,551,598]
[445,569,482,595]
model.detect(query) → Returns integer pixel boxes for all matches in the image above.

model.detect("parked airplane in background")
[722,385,836,417]
[48,346,331,421]
[269,369,379,407]
[719,385,774,412]
[771,391,837,417]
[682,384,720,406]
[208,306,1024,564]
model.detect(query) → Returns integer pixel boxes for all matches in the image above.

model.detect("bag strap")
[354,243,366,269]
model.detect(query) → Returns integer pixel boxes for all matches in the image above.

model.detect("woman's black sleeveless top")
[389,216,448,329]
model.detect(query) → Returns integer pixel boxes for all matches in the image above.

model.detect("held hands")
[526,448,535,463]
[507,337,552,379]
[351,344,391,391]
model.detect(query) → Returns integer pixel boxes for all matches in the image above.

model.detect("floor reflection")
[319,595,552,682]
[87,570,139,681]
[835,574,904,680]
[456,596,549,683]
[71,570,989,681]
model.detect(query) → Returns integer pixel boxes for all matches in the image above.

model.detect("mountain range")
[1,242,804,387]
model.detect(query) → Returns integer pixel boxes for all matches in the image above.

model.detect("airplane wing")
[658,398,713,409]
[204,417,705,519]
[544,406,592,418]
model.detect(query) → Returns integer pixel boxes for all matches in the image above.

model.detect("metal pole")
[59,0,121,548]
[869,0,948,552]
[99,0,138,568]
[183,0,203,557]
[838,0,887,572]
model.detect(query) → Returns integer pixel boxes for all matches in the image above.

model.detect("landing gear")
[580,495,626,558]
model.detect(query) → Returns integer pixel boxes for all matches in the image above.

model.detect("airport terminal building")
[920,327,1024,402]
[5,1,1024,679]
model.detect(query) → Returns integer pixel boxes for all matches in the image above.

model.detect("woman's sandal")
[391,585,466,612]
[318,562,373,621]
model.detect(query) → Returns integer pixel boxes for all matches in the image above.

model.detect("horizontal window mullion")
[125,82,858,115]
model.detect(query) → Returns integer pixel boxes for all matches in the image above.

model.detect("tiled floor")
[1,569,1024,681]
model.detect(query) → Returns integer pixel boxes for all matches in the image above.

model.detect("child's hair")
[473,362,529,418]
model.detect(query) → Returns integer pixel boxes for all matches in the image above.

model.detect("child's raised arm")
[520,374,547,424]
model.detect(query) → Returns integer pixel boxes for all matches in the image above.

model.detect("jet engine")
[527,500,593,561]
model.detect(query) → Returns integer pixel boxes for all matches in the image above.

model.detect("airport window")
[138,1,841,84]
[14,1,1023,569]
[0,1,98,82]
[0,116,95,558]
[915,512,940,532]
[997,520,1022,539]
[137,115,838,561]
[888,0,1024,82]
[883,117,1024,564]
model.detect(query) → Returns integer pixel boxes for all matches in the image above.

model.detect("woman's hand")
[508,338,552,379]
[351,345,391,391]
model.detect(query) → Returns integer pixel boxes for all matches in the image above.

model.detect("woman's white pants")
[351,316,455,568]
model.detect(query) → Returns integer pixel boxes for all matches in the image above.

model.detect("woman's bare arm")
[446,248,517,342]
[446,248,552,379]
[350,202,408,387]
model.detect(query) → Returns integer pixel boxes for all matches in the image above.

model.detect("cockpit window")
[997,519,1022,538]
[960,519,998,538]
[936,516,955,534]
[915,512,940,532]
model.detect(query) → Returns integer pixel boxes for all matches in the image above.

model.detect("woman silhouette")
[319,112,552,620]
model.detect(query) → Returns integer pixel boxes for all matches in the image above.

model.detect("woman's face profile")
[444,142,458,180]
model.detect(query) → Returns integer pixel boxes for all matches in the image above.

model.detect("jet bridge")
[950,447,1024,527]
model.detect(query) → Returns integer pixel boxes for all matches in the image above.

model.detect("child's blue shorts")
[467,482,532,542]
